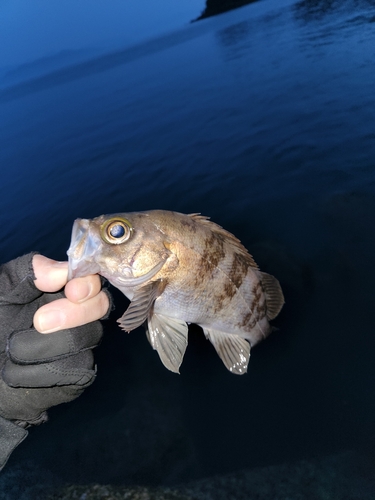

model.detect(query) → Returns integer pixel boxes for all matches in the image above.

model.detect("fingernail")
[51,261,68,269]
[77,281,93,302]
[50,262,68,287]
[37,310,65,334]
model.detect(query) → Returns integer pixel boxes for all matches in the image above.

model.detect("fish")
[67,210,284,375]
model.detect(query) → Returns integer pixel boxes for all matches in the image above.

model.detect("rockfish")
[67,210,284,374]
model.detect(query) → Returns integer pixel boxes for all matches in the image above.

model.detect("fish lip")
[68,260,101,280]
[67,219,101,280]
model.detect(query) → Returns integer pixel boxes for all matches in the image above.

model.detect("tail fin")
[259,272,284,320]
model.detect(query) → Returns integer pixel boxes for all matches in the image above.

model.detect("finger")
[64,274,102,304]
[8,323,103,364]
[34,291,110,334]
[33,254,68,292]
[4,350,96,388]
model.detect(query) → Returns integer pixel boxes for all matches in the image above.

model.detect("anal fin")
[146,313,188,374]
[203,328,250,375]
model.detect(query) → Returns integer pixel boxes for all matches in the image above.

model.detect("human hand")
[0,252,111,470]
[32,254,110,333]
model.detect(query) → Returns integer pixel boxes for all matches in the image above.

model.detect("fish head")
[67,212,173,296]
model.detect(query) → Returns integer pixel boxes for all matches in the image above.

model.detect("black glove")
[0,253,105,470]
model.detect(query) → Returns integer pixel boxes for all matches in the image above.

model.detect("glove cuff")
[0,416,28,471]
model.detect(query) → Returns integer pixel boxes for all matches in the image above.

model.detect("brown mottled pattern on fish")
[68,210,284,374]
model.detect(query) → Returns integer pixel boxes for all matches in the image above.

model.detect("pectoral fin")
[203,328,250,375]
[146,313,188,374]
[118,281,160,332]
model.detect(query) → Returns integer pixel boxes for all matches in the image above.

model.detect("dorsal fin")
[188,213,258,268]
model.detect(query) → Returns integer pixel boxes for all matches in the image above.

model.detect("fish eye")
[100,218,132,245]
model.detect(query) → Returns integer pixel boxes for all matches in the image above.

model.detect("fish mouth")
[67,219,101,280]
[67,217,168,286]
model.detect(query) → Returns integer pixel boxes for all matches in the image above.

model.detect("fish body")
[67,210,284,374]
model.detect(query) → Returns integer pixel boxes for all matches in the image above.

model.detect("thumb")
[33,255,68,293]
